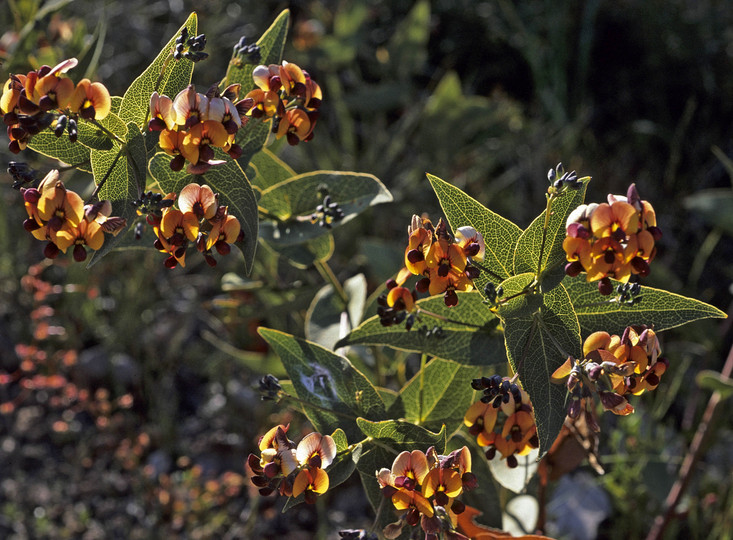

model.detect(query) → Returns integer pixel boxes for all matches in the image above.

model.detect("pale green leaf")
[336,291,505,366]
[387,358,480,434]
[259,171,392,246]
[76,111,128,150]
[696,370,733,399]
[500,282,581,457]
[249,148,297,191]
[261,233,334,268]
[305,274,367,350]
[258,328,386,441]
[27,129,92,172]
[148,151,259,274]
[684,189,733,237]
[119,13,197,128]
[87,123,148,265]
[426,173,522,297]
[563,276,727,336]
[513,179,589,285]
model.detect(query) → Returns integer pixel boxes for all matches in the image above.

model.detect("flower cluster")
[139,182,241,268]
[21,169,125,261]
[552,325,666,418]
[241,61,321,145]
[396,215,484,308]
[148,84,248,174]
[247,424,336,504]
[376,447,477,539]
[465,376,539,468]
[563,184,662,294]
[1,58,111,152]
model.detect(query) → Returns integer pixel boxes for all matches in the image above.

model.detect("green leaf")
[118,13,197,128]
[495,273,544,321]
[223,10,290,165]
[248,148,297,191]
[500,282,581,457]
[513,179,589,286]
[696,370,733,399]
[87,123,148,265]
[259,171,392,246]
[148,151,259,274]
[261,233,334,268]
[305,274,367,350]
[27,130,92,172]
[258,328,386,441]
[222,9,289,95]
[336,291,505,366]
[76,112,129,151]
[356,419,446,522]
[563,276,727,336]
[426,173,522,297]
[684,189,733,237]
[387,358,480,434]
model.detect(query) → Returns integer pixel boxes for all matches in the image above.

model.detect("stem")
[418,353,428,424]
[370,496,388,534]
[416,307,486,330]
[315,260,349,306]
[536,192,557,278]
[645,342,733,540]
[86,118,125,145]
[535,313,573,359]
[87,148,125,202]
[468,259,505,283]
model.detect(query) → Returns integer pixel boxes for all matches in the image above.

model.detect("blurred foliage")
[1,0,733,538]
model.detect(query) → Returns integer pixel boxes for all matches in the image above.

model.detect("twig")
[645,341,733,540]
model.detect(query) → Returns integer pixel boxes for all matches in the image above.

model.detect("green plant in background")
[2,4,731,540]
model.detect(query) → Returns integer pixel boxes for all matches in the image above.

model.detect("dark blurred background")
[1,1,732,538]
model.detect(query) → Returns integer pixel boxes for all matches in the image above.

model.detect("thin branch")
[645,341,733,540]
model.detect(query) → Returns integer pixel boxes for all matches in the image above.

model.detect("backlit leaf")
[387,358,480,434]
[427,173,522,298]
[563,276,727,336]
[500,282,581,457]
[513,179,589,288]
[118,13,197,128]
[335,291,505,366]
[87,123,148,265]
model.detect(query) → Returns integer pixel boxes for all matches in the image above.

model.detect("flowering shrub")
[2,7,729,540]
